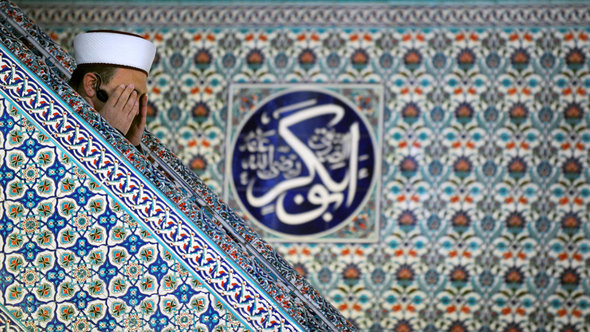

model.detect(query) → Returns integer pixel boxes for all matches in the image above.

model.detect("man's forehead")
[110,67,148,93]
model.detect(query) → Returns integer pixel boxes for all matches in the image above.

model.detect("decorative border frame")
[15,3,590,28]
[225,83,383,243]
[0,44,304,332]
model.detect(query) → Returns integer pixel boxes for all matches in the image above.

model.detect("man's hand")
[126,94,148,146]
[97,84,139,136]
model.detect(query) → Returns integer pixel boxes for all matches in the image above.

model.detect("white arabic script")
[243,102,363,226]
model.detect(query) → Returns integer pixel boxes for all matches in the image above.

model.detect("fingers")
[140,94,148,117]
[129,92,139,118]
[126,94,148,146]
[96,84,141,135]
[109,84,138,116]
[106,84,125,107]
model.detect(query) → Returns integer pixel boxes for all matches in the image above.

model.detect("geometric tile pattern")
[0,38,308,327]
[15,2,590,331]
[0,98,244,332]
[0,303,25,331]
[0,2,355,331]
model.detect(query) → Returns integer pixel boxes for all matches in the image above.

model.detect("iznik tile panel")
[0,1,356,331]
[8,1,590,331]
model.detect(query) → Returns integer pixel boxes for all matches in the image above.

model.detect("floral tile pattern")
[1,2,356,331]
[0,98,248,331]
[13,2,590,331]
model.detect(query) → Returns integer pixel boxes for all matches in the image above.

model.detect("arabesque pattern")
[0,99,243,331]
[1,1,356,331]
[10,2,590,331]
[0,46,297,331]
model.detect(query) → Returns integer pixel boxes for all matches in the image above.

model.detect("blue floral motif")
[3,3,590,331]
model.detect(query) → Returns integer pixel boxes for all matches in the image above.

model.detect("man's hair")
[68,63,118,91]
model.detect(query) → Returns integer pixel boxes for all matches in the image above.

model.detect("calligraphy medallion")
[228,87,381,241]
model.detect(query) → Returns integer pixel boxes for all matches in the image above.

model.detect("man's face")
[100,67,148,104]
[87,66,149,143]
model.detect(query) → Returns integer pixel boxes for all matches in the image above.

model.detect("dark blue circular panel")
[231,89,376,237]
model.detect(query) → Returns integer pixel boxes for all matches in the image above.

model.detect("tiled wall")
[25,3,590,330]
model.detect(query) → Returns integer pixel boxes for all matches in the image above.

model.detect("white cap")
[74,30,156,74]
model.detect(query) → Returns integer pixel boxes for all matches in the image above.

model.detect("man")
[68,30,156,147]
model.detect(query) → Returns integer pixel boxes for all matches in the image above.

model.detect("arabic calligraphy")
[231,89,375,236]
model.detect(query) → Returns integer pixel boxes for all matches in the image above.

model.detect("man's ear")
[80,72,99,108]
[81,72,99,99]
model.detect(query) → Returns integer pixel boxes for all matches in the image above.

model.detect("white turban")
[74,30,156,74]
